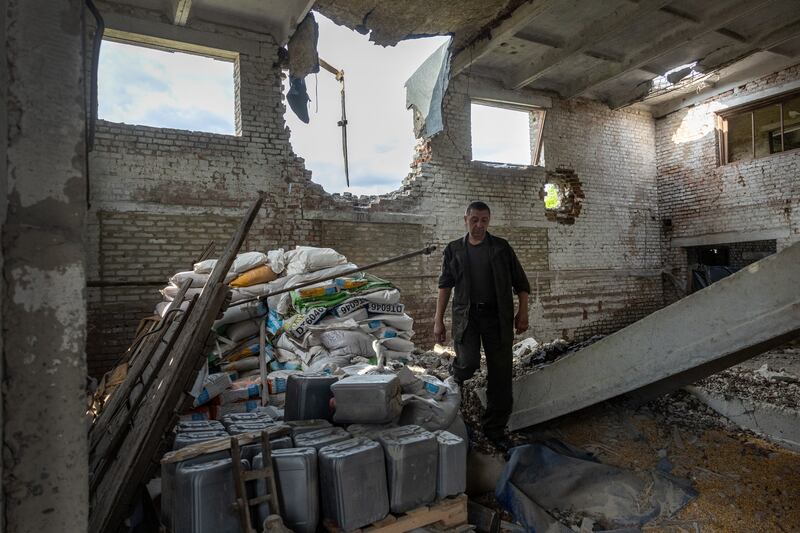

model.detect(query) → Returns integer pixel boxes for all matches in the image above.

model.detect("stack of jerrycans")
[252,447,319,533]
[377,425,438,513]
[284,372,338,421]
[331,374,402,424]
[433,430,467,499]
[319,437,390,531]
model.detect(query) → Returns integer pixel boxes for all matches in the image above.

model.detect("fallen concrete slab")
[688,385,800,452]
[508,241,800,431]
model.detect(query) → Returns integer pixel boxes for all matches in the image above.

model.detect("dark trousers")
[453,311,513,437]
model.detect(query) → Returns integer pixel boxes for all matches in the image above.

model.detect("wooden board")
[89,198,264,533]
[324,494,468,533]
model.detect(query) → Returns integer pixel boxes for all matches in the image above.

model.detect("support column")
[3,0,89,531]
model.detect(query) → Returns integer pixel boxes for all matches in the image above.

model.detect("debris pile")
[154,246,428,421]
[697,362,800,410]
[150,246,471,532]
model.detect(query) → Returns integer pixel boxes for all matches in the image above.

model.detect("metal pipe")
[229,244,437,308]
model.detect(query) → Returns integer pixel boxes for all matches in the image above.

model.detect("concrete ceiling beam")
[563,0,776,99]
[505,0,672,90]
[450,0,559,77]
[171,0,192,26]
[609,16,800,109]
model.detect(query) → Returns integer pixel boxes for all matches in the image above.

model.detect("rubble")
[697,361,800,411]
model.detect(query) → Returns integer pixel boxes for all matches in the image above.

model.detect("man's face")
[464,209,490,242]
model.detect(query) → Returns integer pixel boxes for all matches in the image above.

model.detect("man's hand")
[514,310,529,334]
[433,319,447,344]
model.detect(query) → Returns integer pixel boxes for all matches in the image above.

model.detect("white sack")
[193,259,217,274]
[270,263,360,314]
[267,249,286,274]
[232,251,267,274]
[363,313,414,332]
[213,300,267,328]
[225,319,261,343]
[285,246,348,276]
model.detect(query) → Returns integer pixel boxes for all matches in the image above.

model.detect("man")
[434,201,530,446]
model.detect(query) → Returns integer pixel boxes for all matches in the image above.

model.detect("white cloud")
[98,41,236,134]
[284,14,450,195]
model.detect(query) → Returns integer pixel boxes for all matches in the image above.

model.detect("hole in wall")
[283,12,449,197]
[540,169,584,224]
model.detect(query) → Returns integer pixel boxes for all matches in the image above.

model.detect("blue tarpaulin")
[496,441,697,532]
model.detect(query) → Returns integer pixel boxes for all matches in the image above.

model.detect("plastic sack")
[267,249,286,274]
[225,319,261,343]
[217,376,261,405]
[171,270,236,288]
[221,356,260,373]
[193,259,217,274]
[230,265,278,287]
[193,372,233,407]
[270,263,360,314]
[214,300,267,327]
[513,337,540,358]
[285,246,347,276]
[155,300,189,318]
[320,329,377,358]
[160,284,203,301]
[363,313,413,332]
[267,370,301,394]
[381,337,415,353]
[232,251,267,274]
[398,377,460,431]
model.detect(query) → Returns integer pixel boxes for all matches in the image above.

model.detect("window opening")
[471,102,543,166]
[718,89,800,164]
[98,39,236,135]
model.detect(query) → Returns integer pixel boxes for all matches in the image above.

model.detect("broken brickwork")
[87,4,663,376]
[540,168,584,224]
[656,64,800,304]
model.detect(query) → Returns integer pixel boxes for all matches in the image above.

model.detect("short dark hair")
[465,201,491,216]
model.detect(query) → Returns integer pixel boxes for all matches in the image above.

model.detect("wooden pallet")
[324,494,469,533]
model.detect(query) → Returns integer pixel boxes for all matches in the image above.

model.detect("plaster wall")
[3,0,88,530]
[87,5,662,376]
[656,64,800,303]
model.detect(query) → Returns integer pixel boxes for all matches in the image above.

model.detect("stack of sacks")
[265,247,417,377]
[160,245,419,421]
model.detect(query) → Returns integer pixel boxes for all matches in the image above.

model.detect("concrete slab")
[508,241,800,431]
[688,386,800,452]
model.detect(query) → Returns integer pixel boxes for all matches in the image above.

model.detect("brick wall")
[656,64,800,303]
[86,5,663,376]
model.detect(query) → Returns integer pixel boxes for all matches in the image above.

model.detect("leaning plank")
[324,495,468,533]
[160,425,291,464]
[89,302,193,490]
[89,278,192,451]
[89,197,264,533]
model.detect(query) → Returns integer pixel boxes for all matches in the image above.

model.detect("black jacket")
[438,232,531,344]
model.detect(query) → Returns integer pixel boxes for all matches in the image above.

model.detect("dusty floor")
[412,342,800,532]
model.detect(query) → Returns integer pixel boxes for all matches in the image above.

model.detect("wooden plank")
[160,425,290,464]
[89,198,264,533]
[89,278,192,451]
[89,296,196,491]
[325,495,468,533]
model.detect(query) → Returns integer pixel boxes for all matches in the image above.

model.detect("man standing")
[434,201,530,446]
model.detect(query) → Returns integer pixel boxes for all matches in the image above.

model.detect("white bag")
[213,300,267,327]
[363,313,414,332]
[267,249,286,274]
[320,329,377,358]
[285,246,347,275]
[160,284,204,301]
[225,319,261,342]
[171,270,236,287]
[270,263,360,314]
[193,259,217,274]
[232,251,267,274]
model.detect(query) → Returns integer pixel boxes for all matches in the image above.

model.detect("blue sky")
[98,14,531,195]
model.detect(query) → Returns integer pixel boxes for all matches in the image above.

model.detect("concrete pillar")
[3,0,89,531]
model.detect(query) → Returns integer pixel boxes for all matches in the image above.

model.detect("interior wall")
[656,64,800,303]
[86,5,663,376]
[3,0,88,530]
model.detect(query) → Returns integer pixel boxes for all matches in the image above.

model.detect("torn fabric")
[405,39,452,139]
[288,12,320,79]
[496,441,697,532]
